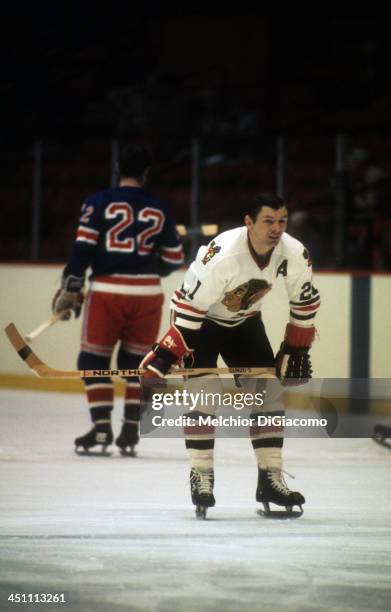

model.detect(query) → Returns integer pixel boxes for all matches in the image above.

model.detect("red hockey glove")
[140,325,194,380]
[275,324,315,386]
[52,271,85,320]
[139,326,194,411]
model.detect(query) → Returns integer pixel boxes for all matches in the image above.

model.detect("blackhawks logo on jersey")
[202,241,221,265]
[303,248,312,267]
[222,279,271,312]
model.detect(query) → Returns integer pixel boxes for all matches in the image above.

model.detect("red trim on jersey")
[77,228,99,241]
[293,303,320,312]
[171,300,207,315]
[160,247,184,261]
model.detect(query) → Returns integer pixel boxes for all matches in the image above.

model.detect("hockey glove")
[52,270,85,320]
[276,324,315,386]
[140,325,194,380]
[139,325,194,411]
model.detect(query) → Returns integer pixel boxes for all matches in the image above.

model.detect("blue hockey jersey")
[65,186,184,295]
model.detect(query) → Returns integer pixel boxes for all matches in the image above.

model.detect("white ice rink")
[1,389,391,612]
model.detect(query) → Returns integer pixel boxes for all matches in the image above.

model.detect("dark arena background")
[1,7,391,612]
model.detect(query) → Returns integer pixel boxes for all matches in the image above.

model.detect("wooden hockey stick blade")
[25,311,70,342]
[4,322,274,379]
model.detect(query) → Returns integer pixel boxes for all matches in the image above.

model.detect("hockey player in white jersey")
[141,193,320,518]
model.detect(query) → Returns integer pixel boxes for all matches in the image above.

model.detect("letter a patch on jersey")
[202,241,221,265]
[276,259,288,277]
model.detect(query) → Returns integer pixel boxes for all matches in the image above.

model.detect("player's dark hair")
[118,144,152,178]
[246,192,287,222]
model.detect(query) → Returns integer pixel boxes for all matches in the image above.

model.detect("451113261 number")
[8,593,66,604]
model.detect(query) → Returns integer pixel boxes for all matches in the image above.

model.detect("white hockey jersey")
[171,227,320,330]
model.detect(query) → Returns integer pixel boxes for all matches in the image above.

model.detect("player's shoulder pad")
[197,227,244,268]
[84,188,113,207]
[139,189,167,209]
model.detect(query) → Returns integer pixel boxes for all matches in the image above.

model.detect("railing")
[1,133,390,270]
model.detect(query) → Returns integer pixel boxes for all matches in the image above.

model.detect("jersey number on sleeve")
[299,281,319,301]
[179,279,202,300]
[105,203,165,254]
[80,204,94,223]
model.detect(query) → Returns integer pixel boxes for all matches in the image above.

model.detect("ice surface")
[0,389,390,612]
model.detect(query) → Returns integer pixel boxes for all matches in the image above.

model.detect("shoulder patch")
[202,241,221,265]
[303,248,312,267]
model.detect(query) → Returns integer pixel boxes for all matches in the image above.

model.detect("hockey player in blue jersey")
[52,144,184,456]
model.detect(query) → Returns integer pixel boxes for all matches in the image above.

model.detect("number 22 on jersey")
[105,203,164,254]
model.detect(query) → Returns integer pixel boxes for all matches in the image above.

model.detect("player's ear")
[244,214,253,229]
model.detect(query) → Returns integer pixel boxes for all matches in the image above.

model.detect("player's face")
[245,206,288,253]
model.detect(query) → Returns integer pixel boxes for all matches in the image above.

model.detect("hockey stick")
[4,323,274,379]
[25,311,70,342]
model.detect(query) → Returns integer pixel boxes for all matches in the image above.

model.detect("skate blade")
[257,503,304,519]
[195,505,208,519]
[373,436,391,449]
[118,446,137,457]
[75,446,112,457]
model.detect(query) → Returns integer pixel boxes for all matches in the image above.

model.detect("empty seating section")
[1,137,390,269]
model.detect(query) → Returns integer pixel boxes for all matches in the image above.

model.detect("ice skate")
[115,420,139,457]
[256,468,305,518]
[190,468,215,519]
[373,424,391,449]
[74,420,113,456]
